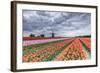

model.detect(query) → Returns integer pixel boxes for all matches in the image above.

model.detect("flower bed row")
[23,38,68,46]
[80,38,91,49]
[23,38,74,62]
[54,38,89,61]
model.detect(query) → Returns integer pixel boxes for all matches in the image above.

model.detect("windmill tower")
[51,28,55,38]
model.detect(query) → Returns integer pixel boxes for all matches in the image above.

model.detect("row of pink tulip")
[23,38,68,46]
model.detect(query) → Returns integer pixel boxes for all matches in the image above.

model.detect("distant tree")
[30,33,35,37]
[40,34,45,37]
[37,35,40,37]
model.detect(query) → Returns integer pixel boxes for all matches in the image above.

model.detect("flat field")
[22,37,91,62]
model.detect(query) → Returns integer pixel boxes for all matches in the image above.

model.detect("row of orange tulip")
[55,38,88,61]
[23,39,73,62]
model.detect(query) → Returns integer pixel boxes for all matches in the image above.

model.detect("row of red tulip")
[80,38,91,50]
[55,38,88,61]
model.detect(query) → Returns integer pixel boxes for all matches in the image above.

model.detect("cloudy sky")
[23,10,91,37]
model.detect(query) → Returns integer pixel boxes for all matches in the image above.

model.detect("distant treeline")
[29,33,91,38]
[30,34,45,37]
[75,35,91,37]
[29,33,55,38]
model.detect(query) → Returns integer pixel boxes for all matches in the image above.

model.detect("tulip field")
[22,37,91,62]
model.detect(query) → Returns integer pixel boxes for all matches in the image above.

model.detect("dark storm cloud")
[23,10,91,37]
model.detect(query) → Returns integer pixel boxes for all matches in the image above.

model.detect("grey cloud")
[23,10,91,37]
